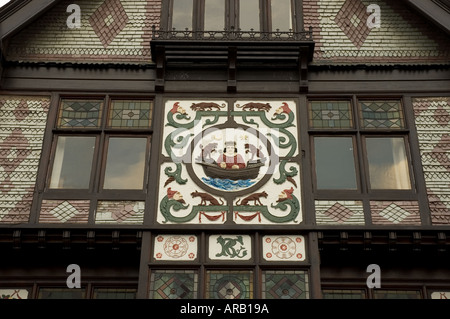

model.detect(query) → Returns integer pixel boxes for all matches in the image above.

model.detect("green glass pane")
[262,270,309,299]
[206,270,253,299]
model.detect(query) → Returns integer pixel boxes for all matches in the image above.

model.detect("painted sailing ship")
[197,160,264,180]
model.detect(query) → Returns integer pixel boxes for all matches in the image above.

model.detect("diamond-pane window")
[149,270,198,299]
[262,270,309,299]
[359,100,405,129]
[206,270,253,299]
[308,101,353,129]
[57,100,103,128]
[108,100,153,128]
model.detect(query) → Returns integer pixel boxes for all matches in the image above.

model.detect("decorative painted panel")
[39,200,90,223]
[0,96,50,224]
[0,289,29,299]
[431,292,450,299]
[153,235,198,261]
[95,201,145,224]
[315,200,365,225]
[149,270,198,299]
[370,201,421,225]
[157,100,302,226]
[262,270,309,299]
[262,235,306,262]
[208,235,252,261]
[413,97,450,225]
[206,270,253,299]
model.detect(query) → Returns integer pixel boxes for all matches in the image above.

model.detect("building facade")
[0,0,449,300]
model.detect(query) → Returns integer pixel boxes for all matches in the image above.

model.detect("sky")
[0,0,10,8]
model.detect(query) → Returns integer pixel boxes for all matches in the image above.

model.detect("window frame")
[309,96,416,200]
[162,0,303,32]
[40,94,154,224]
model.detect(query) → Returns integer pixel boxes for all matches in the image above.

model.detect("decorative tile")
[0,96,49,224]
[334,0,371,49]
[206,270,253,299]
[315,200,365,225]
[89,0,129,48]
[370,201,421,225]
[39,200,90,223]
[95,201,144,224]
[149,270,198,299]
[262,270,309,299]
[359,100,405,129]
[413,97,450,224]
[57,100,103,128]
[208,235,252,261]
[154,235,198,261]
[308,101,353,129]
[262,235,306,262]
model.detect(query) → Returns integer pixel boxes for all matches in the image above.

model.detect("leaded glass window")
[108,100,153,129]
[57,100,103,128]
[149,270,198,299]
[206,270,253,299]
[359,100,405,129]
[308,101,353,129]
[262,270,309,299]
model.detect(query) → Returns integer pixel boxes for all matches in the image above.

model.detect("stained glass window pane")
[373,290,421,299]
[149,270,198,299]
[172,0,193,30]
[366,137,411,190]
[108,100,153,129]
[58,100,102,128]
[206,270,253,299]
[262,270,309,299]
[50,136,95,189]
[314,137,358,190]
[308,101,353,129]
[322,289,366,299]
[359,100,405,129]
[103,137,147,190]
[93,288,136,299]
[38,288,85,299]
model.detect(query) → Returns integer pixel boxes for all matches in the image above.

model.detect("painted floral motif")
[154,235,198,261]
[262,235,306,262]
